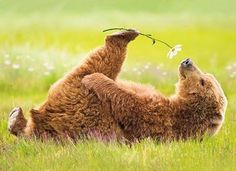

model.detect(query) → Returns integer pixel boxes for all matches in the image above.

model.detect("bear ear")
[200,79,205,86]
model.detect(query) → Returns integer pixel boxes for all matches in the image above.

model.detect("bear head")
[176,58,227,135]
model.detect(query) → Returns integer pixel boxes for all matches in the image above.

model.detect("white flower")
[63,64,68,67]
[4,60,11,65]
[43,62,50,67]
[144,64,150,69]
[4,54,9,58]
[43,62,55,71]
[132,67,138,72]
[44,71,50,76]
[28,67,34,72]
[226,65,232,71]
[47,65,55,71]
[230,73,236,78]
[162,72,167,76]
[122,68,128,72]
[12,64,20,69]
[167,44,182,59]
[137,70,143,75]
[232,72,236,76]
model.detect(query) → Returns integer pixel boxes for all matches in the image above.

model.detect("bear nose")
[181,58,192,67]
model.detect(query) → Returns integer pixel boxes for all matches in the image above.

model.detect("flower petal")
[174,44,182,48]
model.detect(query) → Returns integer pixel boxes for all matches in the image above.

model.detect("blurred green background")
[0,0,236,170]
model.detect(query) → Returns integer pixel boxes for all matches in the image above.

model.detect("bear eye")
[200,79,205,86]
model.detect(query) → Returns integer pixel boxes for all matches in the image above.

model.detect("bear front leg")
[8,107,27,136]
[82,73,142,122]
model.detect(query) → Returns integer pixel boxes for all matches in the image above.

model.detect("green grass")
[1,0,236,170]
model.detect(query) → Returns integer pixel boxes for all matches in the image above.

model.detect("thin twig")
[102,27,173,49]
[102,27,129,32]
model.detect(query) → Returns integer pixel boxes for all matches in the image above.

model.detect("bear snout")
[179,58,198,78]
[181,58,193,68]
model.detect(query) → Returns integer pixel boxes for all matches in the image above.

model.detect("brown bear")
[8,29,227,142]
[82,58,228,141]
[8,29,140,141]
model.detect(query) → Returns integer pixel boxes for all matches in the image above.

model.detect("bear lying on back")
[8,29,227,142]
[82,58,227,141]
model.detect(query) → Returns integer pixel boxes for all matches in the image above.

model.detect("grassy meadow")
[0,0,236,170]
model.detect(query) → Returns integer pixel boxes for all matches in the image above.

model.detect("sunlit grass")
[1,137,236,170]
[1,26,236,170]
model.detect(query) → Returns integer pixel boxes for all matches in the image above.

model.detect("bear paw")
[8,107,26,136]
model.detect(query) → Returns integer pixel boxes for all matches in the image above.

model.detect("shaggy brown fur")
[82,58,227,142]
[8,29,140,141]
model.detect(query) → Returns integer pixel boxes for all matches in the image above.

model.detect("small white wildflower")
[47,65,55,71]
[167,44,182,59]
[4,60,11,65]
[28,67,34,72]
[4,54,9,58]
[44,71,50,76]
[162,72,167,76]
[156,64,163,70]
[43,62,55,71]
[132,67,138,72]
[63,64,69,68]
[137,71,142,75]
[122,68,128,73]
[12,64,20,69]
[226,65,232,71]
[230,74,235,78]
[144,64,150,69]
[43,62,50,67]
